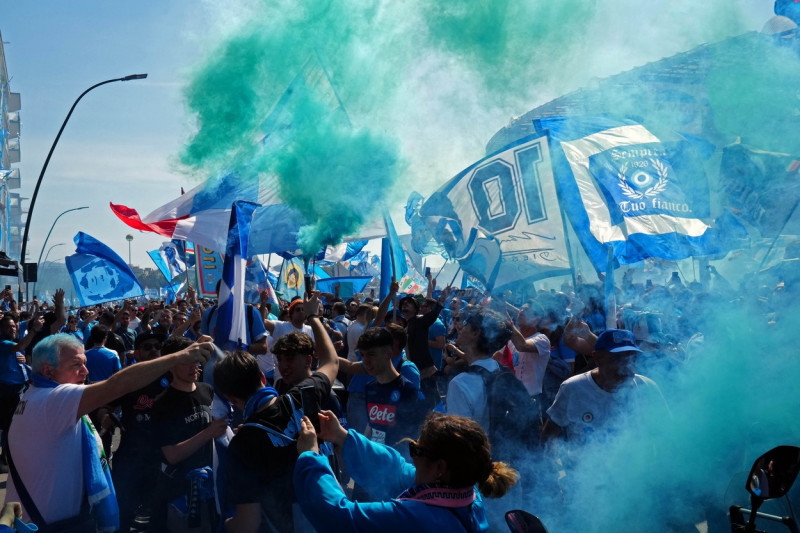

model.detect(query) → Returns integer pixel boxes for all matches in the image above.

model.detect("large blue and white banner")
[66,232,145,306]
[418,134,572,290]
[539,116,744,272]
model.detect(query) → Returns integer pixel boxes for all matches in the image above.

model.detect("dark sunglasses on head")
[408,441,434,459]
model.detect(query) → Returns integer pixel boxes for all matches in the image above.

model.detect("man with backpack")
[446,306,539,463]
[497,301,552,432]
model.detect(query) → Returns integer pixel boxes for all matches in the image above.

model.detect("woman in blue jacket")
[294,411,518,532]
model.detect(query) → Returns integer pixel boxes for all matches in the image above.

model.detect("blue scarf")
[32,375,120,532]
[243,386,279,419]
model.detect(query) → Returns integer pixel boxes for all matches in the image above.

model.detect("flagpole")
[758,197,800,270]
[182,240,193,294]
[448,265,461,287]
[559,207,580,290]
[277,257,286,304]
[303,257,312,297]
[433,258,448,281]
[604,246,617,330]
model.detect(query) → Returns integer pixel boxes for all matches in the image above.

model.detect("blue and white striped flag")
[216,201,259,350]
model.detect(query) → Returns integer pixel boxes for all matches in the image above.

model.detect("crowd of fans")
[0,263,777,532]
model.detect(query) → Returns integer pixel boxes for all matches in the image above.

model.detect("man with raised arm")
[4,333,212,530]
[214,291,339,533]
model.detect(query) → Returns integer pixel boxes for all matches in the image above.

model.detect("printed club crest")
[617,158,669,200]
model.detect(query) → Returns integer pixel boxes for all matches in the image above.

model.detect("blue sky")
[2,2,217,267]
[0,1,777,273]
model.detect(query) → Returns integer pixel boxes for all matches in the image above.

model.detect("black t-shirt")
[114,375,171,456]
[226,372,331,532]
[405,303,442,371]
[365,374,425,450]
[152,382,214,479]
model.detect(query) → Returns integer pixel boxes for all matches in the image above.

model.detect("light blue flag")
[66,232,145,306]
[244,256,281,307]
[380,212,408,300]
[277,257,306,300]
[148,250,172,283]
[164,281,184,305]
[267,269,278,289]
[148,242,186,283]
[216,201,259,350]
[160,242,186,278]
[314,276,373,299]
[537,116,746,272]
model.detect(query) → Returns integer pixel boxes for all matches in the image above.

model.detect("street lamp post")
[32,243,65,300]
[126,234,133,266]
[30,206,89,301]
[18,73,148,304]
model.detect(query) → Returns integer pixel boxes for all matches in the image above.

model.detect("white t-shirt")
[510,333,551,396]
[546,371,664,444]
[346,321,365,362]
[259,321,314,379]
[446,358,500,432]
[6,383,85,523]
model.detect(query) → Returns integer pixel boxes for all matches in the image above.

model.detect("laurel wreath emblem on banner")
[617,159,669,200]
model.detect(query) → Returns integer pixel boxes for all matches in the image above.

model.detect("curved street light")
[18,73,148,303]
[30,206,89,301]
[32,242,65,299]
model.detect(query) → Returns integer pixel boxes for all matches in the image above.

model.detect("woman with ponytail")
[294,411,519,532]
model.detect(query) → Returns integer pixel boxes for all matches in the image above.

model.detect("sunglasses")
[139,343,161,351]
[408,441,434,459]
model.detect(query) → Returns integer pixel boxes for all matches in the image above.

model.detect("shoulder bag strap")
[3,431,47,526]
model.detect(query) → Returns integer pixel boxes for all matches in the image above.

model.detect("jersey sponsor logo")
[134,394,156,410]
[582,411,594,423]
[368,403,396,426]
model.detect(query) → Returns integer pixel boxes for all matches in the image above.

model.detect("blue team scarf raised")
[32,374,120,532]
[243,386,279,419]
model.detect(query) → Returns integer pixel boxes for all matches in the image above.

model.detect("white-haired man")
[4,333,212,530]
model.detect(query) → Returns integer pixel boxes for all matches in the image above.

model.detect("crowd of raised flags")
[91,112,763,315]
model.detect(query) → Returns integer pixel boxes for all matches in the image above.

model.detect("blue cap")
[594,329,642,354]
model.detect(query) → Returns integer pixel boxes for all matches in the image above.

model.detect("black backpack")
[467,365,537,461]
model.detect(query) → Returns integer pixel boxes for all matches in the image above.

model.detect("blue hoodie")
[294,429,489,532]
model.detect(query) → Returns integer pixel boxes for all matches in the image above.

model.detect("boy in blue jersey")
[359,328,426,455]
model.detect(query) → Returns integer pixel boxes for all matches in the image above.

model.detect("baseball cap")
[594,329,642,354]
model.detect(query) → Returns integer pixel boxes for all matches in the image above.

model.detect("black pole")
[18,74,147,304]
